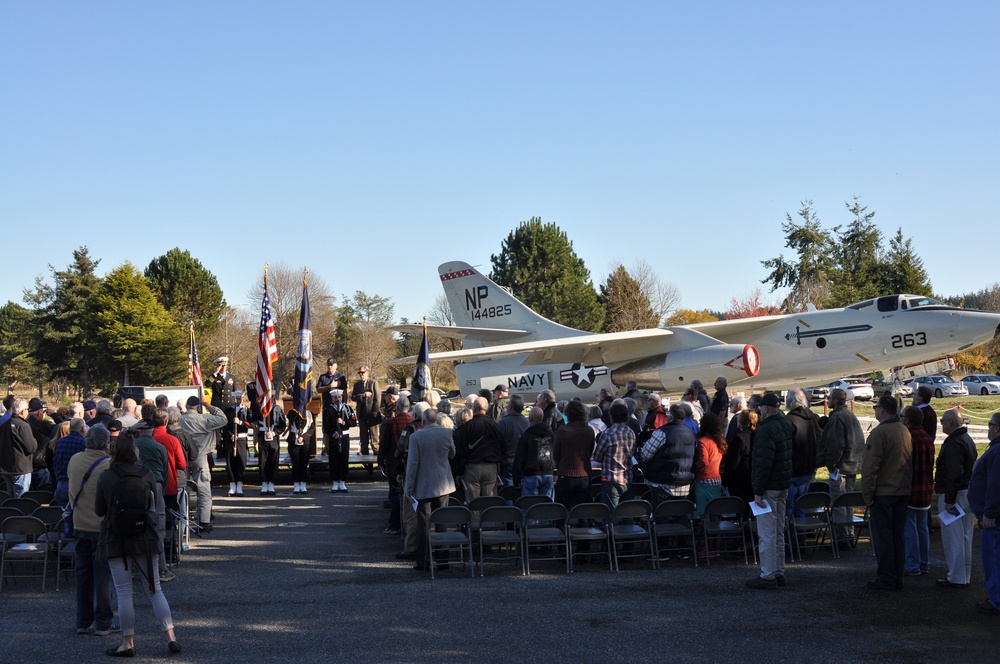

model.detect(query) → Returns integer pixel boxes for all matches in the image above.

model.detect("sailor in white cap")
[325,389,353,493]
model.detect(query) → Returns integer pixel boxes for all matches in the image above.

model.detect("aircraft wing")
[389,326,730,368]
[388,324,531,342]
[682,315,785,342]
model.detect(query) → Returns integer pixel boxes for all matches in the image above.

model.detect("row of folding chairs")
[0,502,73,592]
[428,498,736,579]
[787,490,870,561]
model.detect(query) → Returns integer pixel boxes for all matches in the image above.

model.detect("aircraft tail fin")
[438,261,588,348]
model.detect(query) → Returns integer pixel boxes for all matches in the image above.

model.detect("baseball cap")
[760,392,781,408]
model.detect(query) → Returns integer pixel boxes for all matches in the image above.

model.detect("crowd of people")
[374,376,1000,614]
[3,364,1000,641]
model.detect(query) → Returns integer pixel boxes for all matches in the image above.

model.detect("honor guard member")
[225,391,249,496]
[316,359,348,457]
[246,379,286,495]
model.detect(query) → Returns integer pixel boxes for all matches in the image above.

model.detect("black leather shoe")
[936,579,970,588]
[395,551,416,560]
[168,641,182,654]
[198,522,212,533]
[106,647,136,657]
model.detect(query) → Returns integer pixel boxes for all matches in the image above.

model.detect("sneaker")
[159,570,176,583]
[384,527,400,535]
[746,576,778,590]
[76,627,91,635]
[94,627,113,636]
[904,570,922,577]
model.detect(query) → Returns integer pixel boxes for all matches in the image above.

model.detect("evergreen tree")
[23,247,104,392]
[830,197,883,306]
[880,228,933,296]
[599,264,658,332]
[88,262,187,386]
[490,217,604,332]
[145,248,227,336]
[0,302,44,393]
[760,201,836,311]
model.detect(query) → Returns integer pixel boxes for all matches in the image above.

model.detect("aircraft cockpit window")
[847,299,874,311]
[877,296,899,312]
[905,296,944,309]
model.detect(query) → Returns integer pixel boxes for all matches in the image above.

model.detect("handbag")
[64,455,109,539]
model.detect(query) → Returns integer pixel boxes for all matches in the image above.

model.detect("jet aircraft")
[391,261,1000,401]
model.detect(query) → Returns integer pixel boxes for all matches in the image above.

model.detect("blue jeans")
[983,526,1000,610]
[54,481,70,508]
[74,535,114,631]
[786,474,814,521]
[497,463,514,487]
[5,473,31,498]
[521,474,554,499]
[601,481,627,513]
[904,507,930,572]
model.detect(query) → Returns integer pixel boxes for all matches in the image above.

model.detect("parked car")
[827,379,875,401]
[869,378,913,398]
[804,385,829,405]
[908,375,969,399]
[959,374,1000,396]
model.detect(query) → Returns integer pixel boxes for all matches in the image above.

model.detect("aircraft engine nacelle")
[611,344,759,393]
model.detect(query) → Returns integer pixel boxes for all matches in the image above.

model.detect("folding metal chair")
[477,506,525,576]
[567,502,613,573]
[652,499,698,567]
[831,491,871,556]
[700,496,750,566]
[427,506,474,579]
[0,516,50,591]
[523,503,569,575]
[21,490,54,506]
[611,499,654,570]
[789,492,835,561]
[2,498,40,514]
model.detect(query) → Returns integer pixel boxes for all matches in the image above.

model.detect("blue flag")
[292,279,314,418]
[411,320,432,402]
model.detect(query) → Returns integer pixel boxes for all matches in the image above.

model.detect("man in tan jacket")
[861,395,913,591]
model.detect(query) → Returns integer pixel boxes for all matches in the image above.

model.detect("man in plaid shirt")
[592,401,635,511]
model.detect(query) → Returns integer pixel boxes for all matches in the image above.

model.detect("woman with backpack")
[95,430,181,657]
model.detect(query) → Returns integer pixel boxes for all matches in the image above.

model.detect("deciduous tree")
[665,309,719,325]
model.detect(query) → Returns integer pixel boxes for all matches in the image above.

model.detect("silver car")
[870,378,913,398]
[959,374,1000,396]
[909,375,969,399]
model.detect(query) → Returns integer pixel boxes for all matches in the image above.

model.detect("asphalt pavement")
[5,471,1000,663]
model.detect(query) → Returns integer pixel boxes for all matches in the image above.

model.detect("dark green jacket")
[751,411,794,495]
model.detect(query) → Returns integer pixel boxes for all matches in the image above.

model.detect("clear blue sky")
[2,1,997,324]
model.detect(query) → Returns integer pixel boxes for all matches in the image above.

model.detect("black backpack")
[533,434,554,473]
[109,466,153,537]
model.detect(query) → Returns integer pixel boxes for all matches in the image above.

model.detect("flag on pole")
[255,266,279,417]
[188,323,203,387]
[292,277,314,419]
[410,318,432,402]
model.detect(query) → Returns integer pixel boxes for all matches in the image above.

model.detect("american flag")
[255,272,279,416]
[188,324,203,386]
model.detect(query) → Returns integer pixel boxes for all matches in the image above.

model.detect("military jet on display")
[391,261,1000,401]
